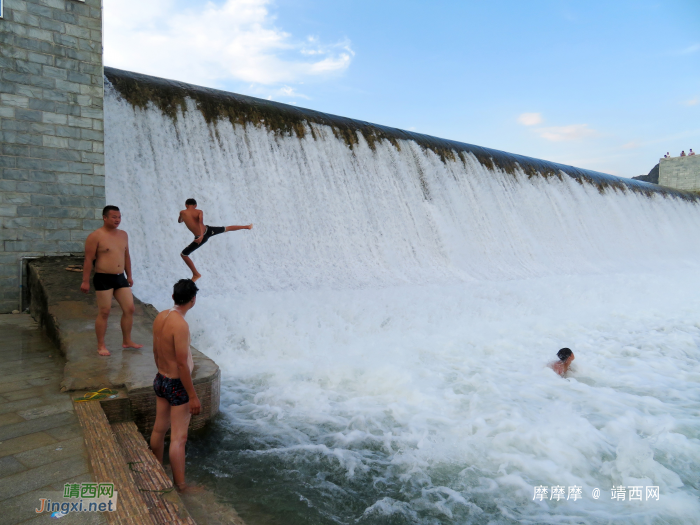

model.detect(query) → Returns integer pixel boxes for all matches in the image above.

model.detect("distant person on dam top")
[178,198,253,282]
[150,279,202,493]
[81,205,143,356]
[680,151,686,157]
[549,348,575,376]
[690,149,695,156]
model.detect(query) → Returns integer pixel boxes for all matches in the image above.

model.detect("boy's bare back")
[152,310,193,378]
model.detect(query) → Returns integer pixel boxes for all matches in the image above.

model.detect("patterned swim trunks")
[153,373,190,406]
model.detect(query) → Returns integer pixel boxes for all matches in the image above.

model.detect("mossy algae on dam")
[104,67,697,202]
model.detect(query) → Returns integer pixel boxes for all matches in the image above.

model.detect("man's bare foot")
[122,341,144,349]
[192,273,201,282]
[97,346,111,356]
[247,224,253,229]
[176,483,204,494]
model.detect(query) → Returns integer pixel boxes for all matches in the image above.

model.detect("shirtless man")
[550,348,575,376]
[178,198,252,282]
[81,205,142,356]
[150,279,201,492]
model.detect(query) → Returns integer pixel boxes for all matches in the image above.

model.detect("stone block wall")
[0,0,104,313]
[659,155,700,191]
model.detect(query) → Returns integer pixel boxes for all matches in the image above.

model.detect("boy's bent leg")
[169,402,192,490]
[150,396,171,464]
[95,290,114,356]
[181,254,201,282]
[113,287,143,349]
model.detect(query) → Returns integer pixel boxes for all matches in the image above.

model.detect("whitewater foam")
[105,84,700,524]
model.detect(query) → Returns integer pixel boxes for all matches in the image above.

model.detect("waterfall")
[105,68,700,524]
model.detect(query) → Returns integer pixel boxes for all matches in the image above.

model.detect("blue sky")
[105,0,699,177]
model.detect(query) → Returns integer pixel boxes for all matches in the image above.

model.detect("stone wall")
[659,155,700,191]
[0,0,104,313]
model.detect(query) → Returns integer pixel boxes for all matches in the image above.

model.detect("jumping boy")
[178,198,252,282]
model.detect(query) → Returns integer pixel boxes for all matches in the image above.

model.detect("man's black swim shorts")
[181,225,225,256]
[153,372,190,406]
[93,272,130,291]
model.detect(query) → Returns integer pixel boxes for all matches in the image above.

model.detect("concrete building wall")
[0,0,104,313]
[659,155,700,192]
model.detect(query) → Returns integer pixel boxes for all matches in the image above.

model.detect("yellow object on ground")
[74,388,119,402]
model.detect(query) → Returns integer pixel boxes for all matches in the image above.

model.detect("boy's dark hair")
[185,198,197,206]
[173,279,199,305]
[557,348,573,361]
[102,205,120,217]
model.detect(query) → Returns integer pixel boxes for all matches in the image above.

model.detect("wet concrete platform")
[27,256,220,435]
[0,313,106,525]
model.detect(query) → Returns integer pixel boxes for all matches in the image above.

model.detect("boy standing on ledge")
[178,198,252,282]
[81,205,143,356]
[150,279,201,493]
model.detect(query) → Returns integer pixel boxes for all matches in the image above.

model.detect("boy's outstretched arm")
[198,210,205,236]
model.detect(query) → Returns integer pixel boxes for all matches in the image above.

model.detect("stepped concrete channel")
[0,257,244,524]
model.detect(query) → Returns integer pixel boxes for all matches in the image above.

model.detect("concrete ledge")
[28,256,220,435]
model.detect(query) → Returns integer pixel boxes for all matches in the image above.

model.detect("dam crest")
[104,67,693,202]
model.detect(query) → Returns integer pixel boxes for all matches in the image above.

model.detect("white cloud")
[103,0,353,94]
[518,112,542,126]
[518,112,598,142]
[268,86,310,100]
[536,124,598,142]
[680,43,700,54]
[683,98,698,106]
[621,141,640,150]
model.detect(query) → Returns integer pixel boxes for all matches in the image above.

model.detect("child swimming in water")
[550,347,575,376]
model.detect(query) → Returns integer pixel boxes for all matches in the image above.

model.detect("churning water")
[105,81,700,524]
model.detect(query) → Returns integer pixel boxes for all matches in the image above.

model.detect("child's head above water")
[557,348,573,361]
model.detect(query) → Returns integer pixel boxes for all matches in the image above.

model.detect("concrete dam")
[103,67,700,524]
